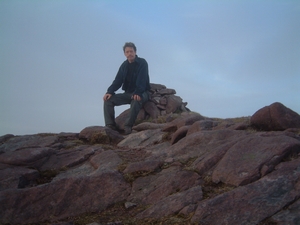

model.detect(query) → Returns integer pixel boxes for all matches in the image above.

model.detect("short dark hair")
[123,42,137,52]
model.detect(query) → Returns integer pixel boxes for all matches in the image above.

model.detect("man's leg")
[125,91,149,128]
[103,93,132,126]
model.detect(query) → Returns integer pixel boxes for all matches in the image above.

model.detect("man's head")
[123,42,136,63]
[123,42,136,52]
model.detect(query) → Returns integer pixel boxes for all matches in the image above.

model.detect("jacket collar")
[126,55,140,64]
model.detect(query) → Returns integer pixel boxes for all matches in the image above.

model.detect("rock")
[1,101,300,224]
[191,141,234,175]
[170,125,189,144]
[157,88,176,95]
[127,166,201,205]
[191,158,300,225]
[143,101,160,119]
[115,109,129,130]
[159,96,167,105]
[89,150,122,172]
[52,162,95,180]
[117,129,166,148]
[186,120,215,135]
[123,160,163,174]
[124,202,137,209]
[165,95,182,114]
[251,102,300,131]
[167,129,245,163]
[150,83,166,91]
[212,119,235,130]
[0,166,39,190]
[0,134,58,153]
[173,112,205,127]
[79,126,124,144]
[115,83,190,123]
[284,128,300,134]
[115,108,149,130]
[40,145,97,171]
[0,170,131,224]
[0,134,14,144]
[162,112,205,132]
[178,203,198,216]
[136,186,202,219]
[0,139,130,224]
[230,121,250,130]
[0,147,56,168]
[133,122,165,131]
[211,132,300,186]
[270,198,300,224]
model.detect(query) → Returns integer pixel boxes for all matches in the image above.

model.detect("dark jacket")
[107,55,151,97]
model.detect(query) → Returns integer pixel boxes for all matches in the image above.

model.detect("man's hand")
[132,94,141,101]
[103,93,112,101]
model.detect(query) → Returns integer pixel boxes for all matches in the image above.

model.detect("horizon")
[1,0,299,136]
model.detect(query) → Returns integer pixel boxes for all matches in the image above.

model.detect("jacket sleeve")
[133,59,149,97]
[106,64,124,94]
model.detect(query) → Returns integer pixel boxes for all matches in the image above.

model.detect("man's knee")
[131,99,143,106]
[104,98,114,107]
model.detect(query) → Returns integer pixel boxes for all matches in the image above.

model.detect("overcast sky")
[1,0,299,136]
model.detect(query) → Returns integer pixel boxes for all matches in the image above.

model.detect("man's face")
[124,47,136,63]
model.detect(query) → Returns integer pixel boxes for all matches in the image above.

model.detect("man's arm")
[106,63,125,95]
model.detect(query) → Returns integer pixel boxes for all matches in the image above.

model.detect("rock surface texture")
[1,102,300,225]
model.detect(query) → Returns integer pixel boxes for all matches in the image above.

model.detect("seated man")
[103,42,151,135]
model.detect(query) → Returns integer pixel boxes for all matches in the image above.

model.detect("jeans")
[103,91,149,127]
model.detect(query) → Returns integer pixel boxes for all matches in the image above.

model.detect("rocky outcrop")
[1,102,300,225]
[250,102,300,131]
[147,83,189,115]
[116,83,189,129]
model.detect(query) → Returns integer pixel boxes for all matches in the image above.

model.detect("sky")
[1,0,299,136]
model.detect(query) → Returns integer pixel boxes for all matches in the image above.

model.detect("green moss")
[90,131,110,144]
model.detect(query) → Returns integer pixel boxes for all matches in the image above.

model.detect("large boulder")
[251,102,300,131]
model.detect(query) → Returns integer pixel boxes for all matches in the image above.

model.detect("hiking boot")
[124,126,132,135]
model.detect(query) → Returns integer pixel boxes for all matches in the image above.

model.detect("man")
[103,42,151,135]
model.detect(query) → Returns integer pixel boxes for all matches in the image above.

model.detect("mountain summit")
[1,85,300,224]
